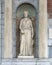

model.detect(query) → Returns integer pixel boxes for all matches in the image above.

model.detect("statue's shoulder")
[20,18,24,22]
[27,18,32,22]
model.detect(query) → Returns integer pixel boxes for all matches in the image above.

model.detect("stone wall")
[0,0,52,64]
[0,0,52,65]
[0,59,51,65]
[0,0,1,59]
[0,0,4,59]
[0,0,52,58]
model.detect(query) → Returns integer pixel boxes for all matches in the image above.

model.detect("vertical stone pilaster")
[0,0,1,60]
[39,0,48,58]
[4,0,12,58]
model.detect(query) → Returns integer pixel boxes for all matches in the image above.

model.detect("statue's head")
[24,10,28,17]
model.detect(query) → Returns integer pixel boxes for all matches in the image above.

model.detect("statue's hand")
[32,34,33,39]
[21,30,24,34]
[32,40,34,45]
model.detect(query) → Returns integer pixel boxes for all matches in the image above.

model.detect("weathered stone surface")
[1,59,50,65]
[4,0,13,58]
[39,0,48,58]
[37,62,50,65]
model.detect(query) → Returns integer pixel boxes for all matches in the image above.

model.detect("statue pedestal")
[18,56,34,58]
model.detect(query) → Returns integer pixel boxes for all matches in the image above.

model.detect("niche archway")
[16,3,37,58]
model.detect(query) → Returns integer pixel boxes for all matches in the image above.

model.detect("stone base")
[1,59,50,65]
[18,56,34,58]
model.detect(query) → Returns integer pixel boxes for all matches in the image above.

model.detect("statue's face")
[24,11,28,17]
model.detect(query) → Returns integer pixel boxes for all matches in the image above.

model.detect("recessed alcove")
[16,3,38,58]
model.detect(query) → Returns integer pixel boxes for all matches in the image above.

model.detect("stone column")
[4,0,12,58]
[39,0,48,58]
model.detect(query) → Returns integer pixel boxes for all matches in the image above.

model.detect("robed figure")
[19,11,34,56]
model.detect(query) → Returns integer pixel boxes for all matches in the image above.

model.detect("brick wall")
[48,0,52,58]
[48,0,52,18]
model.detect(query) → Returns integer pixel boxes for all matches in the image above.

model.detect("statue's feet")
[19,54,21,56]
[19,53,23,56]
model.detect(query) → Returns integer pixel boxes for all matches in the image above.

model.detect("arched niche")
[16,3,37,58]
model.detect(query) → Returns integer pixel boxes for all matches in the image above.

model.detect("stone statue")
[19,11,34,56]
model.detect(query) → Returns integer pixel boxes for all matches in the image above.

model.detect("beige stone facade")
[4,0,48,58]
[39,0,48,58]
[4,0,13,58]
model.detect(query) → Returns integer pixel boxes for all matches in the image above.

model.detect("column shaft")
[39,0,48,58]
[4,0,12,58]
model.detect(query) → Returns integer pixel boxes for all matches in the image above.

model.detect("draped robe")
[19,17,34,56]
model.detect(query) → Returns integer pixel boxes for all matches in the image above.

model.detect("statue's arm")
[30,20,34,38]
[19,20,22,30]
[20,20,24,34]
[32,25,34,38]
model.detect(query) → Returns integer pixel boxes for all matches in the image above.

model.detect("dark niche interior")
[16,3,37,58]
